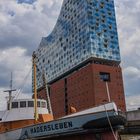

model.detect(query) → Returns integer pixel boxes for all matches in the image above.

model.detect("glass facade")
[35,0,121,88]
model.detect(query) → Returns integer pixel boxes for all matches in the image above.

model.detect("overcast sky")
[0,0,140,111]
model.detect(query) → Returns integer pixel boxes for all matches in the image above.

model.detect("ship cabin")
[0,99,53,133]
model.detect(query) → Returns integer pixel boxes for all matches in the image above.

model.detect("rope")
[104,104,118,140]
[14,67,32,99]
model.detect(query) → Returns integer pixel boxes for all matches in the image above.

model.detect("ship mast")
[4,72,16,110]
[42,70,53,115]
[32,52,39,121]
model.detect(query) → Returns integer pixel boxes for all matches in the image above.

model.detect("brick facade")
[37,63,126,119]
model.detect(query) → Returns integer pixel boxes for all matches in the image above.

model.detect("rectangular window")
[41,102,46,108]
[28,101,34,107]
[20,101,26,108]
[12,102,18,108]
[100,72,110,82]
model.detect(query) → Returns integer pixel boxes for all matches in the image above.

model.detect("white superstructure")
[63,102,118,118]
[0,99,48,123]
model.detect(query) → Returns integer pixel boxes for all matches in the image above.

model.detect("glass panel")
[100,72,110,82]
[12,102,18,108]
[41,102,46,108]
[28,101,34,107]
[20,101,26,108]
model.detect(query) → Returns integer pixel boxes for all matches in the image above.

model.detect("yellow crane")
[32,52,38,122]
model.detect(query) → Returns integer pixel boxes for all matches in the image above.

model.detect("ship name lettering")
[30,121,73,134]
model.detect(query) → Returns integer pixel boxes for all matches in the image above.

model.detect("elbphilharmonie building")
[35,0,120,87]
[34,0,126,118]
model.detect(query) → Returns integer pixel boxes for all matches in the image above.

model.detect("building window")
[100,72,110,82]
[12,102,18,108]
[20,101,26,108]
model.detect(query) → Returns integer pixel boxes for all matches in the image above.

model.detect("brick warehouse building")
[34,0,126,119]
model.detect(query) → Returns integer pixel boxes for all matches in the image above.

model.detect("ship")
[0,101,125,140]
[0,54,126,140]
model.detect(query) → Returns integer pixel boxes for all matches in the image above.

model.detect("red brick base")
[37,63,126,119]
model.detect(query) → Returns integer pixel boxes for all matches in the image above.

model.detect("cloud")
[0,0,63,110]
[0,0,63,55]
[122,66,140,96]
[0,47,32,93]
[0,0,63,91]
[0,0,139,110]
[114,0,140,100]
[126,95,140,111]
[124,66,140,79]
[0,47,32,111]
[115,0,140,61]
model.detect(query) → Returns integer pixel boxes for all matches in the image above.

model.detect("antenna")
[4,72,16,110]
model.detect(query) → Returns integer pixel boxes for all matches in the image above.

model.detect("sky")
[0,0,140,111]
